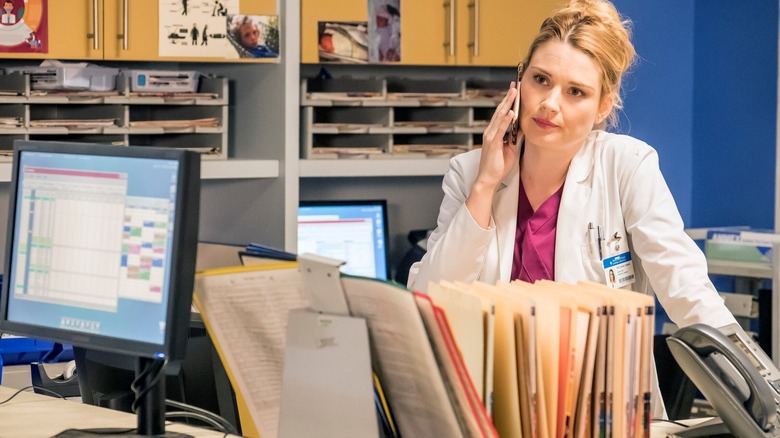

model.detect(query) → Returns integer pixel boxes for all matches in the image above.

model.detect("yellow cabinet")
[301,0,557,66]
[402,0,558,66]
[103,0,277,61]
[0,0,277,62]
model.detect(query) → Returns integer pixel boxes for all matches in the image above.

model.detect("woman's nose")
[540,90,561,113]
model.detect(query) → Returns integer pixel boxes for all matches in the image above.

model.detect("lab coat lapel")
[493,164,520,282]
[554,136,596,280]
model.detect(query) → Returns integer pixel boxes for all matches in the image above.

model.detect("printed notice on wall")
[159,0,240,58]
[0,0,47,53]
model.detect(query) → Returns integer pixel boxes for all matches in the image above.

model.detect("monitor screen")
[0,141,200,361]
[298,200,389,280]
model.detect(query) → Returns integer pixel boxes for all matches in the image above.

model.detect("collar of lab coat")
[555,131,599,279]
[491,131,600,281]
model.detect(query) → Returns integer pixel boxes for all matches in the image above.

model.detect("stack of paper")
[28,118,117,128]
[128,117,219,128]
[0,117,22,128]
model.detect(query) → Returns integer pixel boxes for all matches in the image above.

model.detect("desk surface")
[0,386,238,438]
[651,417,726,438]
[0,385,713,438]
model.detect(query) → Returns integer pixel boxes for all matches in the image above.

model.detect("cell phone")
[510,62,522,144]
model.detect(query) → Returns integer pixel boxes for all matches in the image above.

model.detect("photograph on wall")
[368,0,400,62]
[318,21,368,64]
[227,15,279,58]
[159,0,240,58]
[0,0,47,53]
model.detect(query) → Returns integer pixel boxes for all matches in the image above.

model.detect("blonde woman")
[408,0,736,419]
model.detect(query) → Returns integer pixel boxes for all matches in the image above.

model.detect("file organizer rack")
[0,73,229,160]
[300,76,505,160]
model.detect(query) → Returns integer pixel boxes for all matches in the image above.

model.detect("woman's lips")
[533,118,558,129]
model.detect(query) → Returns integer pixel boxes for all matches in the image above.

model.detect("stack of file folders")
[193,261,654,438]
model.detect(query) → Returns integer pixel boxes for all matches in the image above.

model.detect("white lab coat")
[408,130,736,419]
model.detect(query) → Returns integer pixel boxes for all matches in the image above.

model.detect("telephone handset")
[667,323,780,437]
[509,62,522,145]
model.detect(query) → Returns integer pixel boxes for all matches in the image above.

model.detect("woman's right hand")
[476,82,521,191]
[466,82,521,228]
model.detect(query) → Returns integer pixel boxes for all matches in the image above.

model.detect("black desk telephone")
[668,323,780,437]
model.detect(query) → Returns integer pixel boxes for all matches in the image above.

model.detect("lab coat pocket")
[580,242,600,262]
[580,243,606,281]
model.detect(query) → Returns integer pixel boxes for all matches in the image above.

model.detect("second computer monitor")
[298,200,390,280]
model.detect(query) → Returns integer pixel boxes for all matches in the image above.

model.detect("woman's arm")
[407,152,495,292]
[619,145,736,328]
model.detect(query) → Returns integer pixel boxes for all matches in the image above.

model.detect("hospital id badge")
[602,251,636,288]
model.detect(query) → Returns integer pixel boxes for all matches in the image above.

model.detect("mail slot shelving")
[300,76,502,163]
[0,73,229,161]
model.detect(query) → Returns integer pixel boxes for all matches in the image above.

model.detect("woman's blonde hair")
[519,0,635,127]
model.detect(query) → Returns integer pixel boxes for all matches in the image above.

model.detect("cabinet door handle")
[467,1,479,57]
[122,0,129,50]
[90,0,99,50]
[444,0,455,57]
[473,0,479,56]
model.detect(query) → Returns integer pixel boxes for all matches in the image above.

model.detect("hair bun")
[520,0,636,128]
[568,0,634,67]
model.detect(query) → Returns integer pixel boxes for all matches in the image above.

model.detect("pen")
[588,223,596,256]
[597,225,603,260]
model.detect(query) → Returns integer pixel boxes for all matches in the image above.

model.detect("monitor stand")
[54,357,192,438]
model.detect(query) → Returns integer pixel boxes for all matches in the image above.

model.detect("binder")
[192,262,309,438]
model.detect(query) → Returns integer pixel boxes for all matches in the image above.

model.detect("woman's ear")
[597,93,614,125]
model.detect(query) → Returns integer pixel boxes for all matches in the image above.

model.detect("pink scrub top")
[510,181,564,282]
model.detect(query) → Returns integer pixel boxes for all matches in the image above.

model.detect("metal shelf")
[0,159,279,182]
[299,158,451,177]
[707,260,773,279]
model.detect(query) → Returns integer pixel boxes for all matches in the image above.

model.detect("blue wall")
[691,2,777,229]
[613,0,697,223]
[612,0,777,229]
[610,1,778,331]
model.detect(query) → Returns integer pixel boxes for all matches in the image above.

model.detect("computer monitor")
[298,200,390,280]
[0,140,200,437]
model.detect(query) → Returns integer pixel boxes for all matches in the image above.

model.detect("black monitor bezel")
[0,140,200,362]
[298,199,391,280]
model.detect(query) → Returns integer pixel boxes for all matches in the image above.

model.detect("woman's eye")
[570,88,584,97]
[533,75,547,85]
